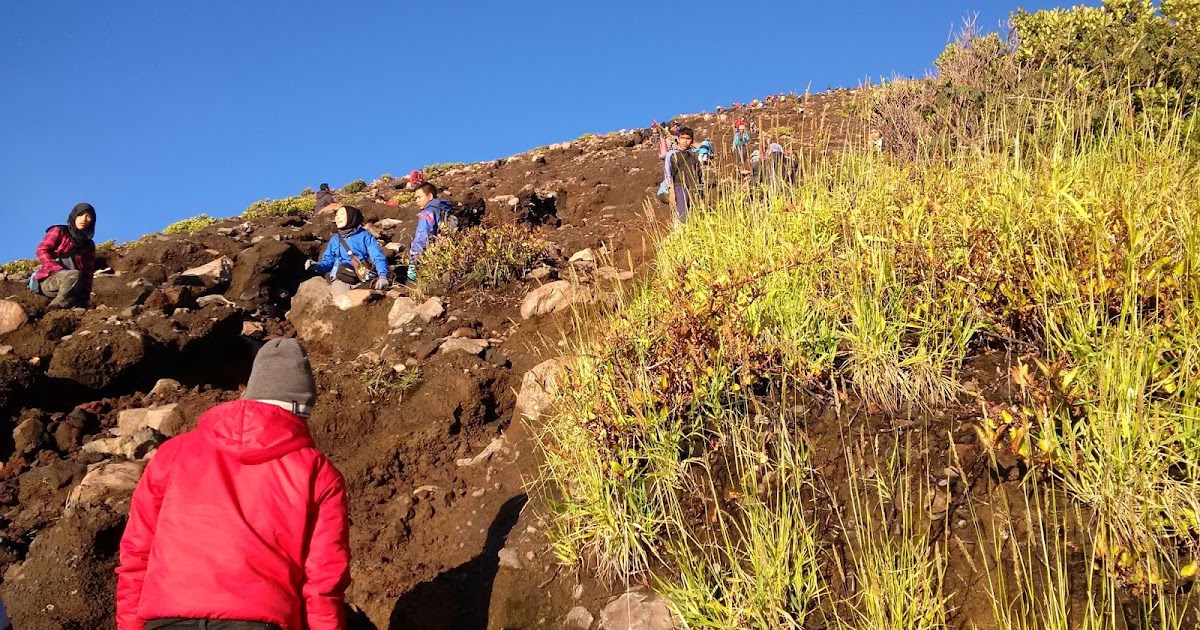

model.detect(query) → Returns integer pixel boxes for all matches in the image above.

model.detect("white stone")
[0,300,28,336]
[565,607,595,630]
[516,358,565,421]
[520,281,595,319]
[333,288,377,311]
[599,589,678,630]
[82,427,162,460]
[389,296,444,329]
[196,294,235,308]
[569,248,596,264]
[498,547,523,570]
[379,218,403,229]
[180,256,233,284]
[439,337,488,356]
[116,404,186,437]
[64,460,145,514]
[456,437,505,467]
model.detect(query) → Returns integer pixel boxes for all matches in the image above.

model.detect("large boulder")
[599,589,679,630]
[516,358,565,421]
[81,426,163,460]
[286,277,335,342]
[47,327,148,390]
[0,299,28,336]
[520,281,596,319]
[226,239,305,308]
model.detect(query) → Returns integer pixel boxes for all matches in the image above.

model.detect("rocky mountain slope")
[0,91,849,629]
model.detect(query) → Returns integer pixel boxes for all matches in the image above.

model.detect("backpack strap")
[335,233,372,280]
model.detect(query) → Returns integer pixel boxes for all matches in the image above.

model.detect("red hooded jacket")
[116,400,350,630]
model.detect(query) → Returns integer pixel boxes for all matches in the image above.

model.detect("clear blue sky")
[0,0,1082,264]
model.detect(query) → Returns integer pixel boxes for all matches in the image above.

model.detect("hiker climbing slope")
[31,202,98,309]
[664,126,703,222]
[116,339,351,630]
[408,182,450,282]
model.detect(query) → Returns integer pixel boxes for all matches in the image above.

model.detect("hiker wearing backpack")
[116,338,350,630]
[315,183,336,212]
[306,206,390,293]
[732,120,751,164]
[407,182,450,282]
[30,203,98,309]
[664,127,703,222]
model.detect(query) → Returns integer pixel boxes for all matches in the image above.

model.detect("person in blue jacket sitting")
[408,182,451,282]
[305,205,391,293]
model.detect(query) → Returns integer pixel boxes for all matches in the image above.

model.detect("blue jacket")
[733,131,751,147]
[315,227,390,279]
[410,199,451,262]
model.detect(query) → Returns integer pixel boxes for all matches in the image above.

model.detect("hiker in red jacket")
[116,338,351,630]
[32,202,97,309]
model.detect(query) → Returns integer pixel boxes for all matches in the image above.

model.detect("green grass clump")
[391,191,415,205]
[96,239,117,252]
[423,162,465,177]
[163,214,218,235]
[764,125,796,137]
[0,259,38,275]
[415,223,546,291]
[242,195,317,219]
[342,179,367,194]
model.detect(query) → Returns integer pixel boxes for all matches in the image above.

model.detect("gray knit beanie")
[243,338,317,418]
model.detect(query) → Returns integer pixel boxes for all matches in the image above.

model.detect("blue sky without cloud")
[0,0,1085,263]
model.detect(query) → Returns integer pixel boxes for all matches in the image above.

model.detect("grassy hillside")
[537,2,1200,627]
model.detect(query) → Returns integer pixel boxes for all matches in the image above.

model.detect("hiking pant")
[40,270,85,308]
[146,620,281,630]
[672,185,691,223]
[734,144,748,163]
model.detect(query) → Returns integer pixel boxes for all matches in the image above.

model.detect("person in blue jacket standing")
[306,205,390,293]
[408,182,450,282]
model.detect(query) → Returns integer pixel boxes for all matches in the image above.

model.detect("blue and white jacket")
[315,227,390,279]
[410,199,451,263]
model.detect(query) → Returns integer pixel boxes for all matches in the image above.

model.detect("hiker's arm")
[409,216,431,262]
[35,228,65,275]
[303,465,351,630]
[365,236,390,279]
[314,241,336,274]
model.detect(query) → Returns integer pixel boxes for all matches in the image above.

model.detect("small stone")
[241,321,265,336]
[13,415,47,455]
[64,460,145,513]
[438,337,488,356]
[196,294,235,308]
[527,266,554,281]
[384,242,403,254]
[498,548,524,570]
[565,606,594,630]
[450,327,479,339]
[379,218,403,229]
[333,288,378,311]
[116,404,186,437]
[599,589,677,630]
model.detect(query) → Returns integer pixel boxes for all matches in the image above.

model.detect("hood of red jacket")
[199,399,315,465]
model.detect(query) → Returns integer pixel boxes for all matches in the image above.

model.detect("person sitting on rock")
[306,205,391,293]
[116,338,351,630]
[31,202,97,309]
[408,182,450,282]
[315,183,336,212]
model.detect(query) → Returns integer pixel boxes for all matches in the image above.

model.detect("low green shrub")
[0,259,38,275]
[243,195,317,219]
[96,239,117,252]
[424,162,466,177]
[342,179,367,194]
[416,223,546,290]
[300,186,314,196]
[163,214,218,235]
[391,191,416,205]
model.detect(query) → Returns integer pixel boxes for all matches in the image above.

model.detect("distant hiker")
[694,139,714,164]
[664,126,703,222]
[408,182,450,281]
[306,205,391,293]
[30,202,97,309]
[116,338,351,630]
[315,183,336,212]
[402,169,425,191]
[869,128,884,152]
[751,143,799,189]
[732,120,751,164]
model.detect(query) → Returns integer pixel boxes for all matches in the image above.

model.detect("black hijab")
[65,203,97,248]
[337,206,364,237]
